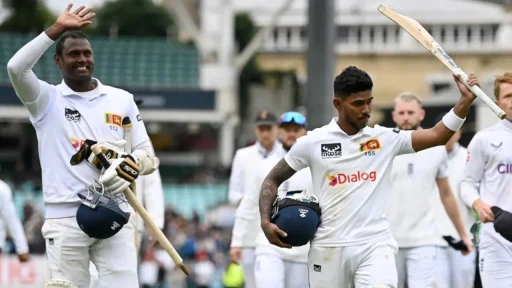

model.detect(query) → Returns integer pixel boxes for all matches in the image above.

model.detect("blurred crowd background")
[1,0,512,287]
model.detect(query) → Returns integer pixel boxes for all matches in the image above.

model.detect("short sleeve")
[128,97,150,148]
[383,127,415,156]
[284,135,310,171]
[436,151,449,179]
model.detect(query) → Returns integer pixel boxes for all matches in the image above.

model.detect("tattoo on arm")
[259,159,297,223]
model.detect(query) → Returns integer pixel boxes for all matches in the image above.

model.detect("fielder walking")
[259,66,480,287]
[229,111,284,288]
[460,72,512,288]
[7,4,158,287]
[385,93,472,288]
[434,125,476,288]
[233,111,311,288]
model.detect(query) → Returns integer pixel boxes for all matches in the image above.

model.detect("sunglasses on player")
[280,111,306,126]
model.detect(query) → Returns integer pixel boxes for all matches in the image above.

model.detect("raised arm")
[410,74,478,152]
[7,4,95,120]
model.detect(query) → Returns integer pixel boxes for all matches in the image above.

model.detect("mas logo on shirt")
[321,143,342,158]
[359,139,381,152]
[65,108,81,122]
[105,113,122,127]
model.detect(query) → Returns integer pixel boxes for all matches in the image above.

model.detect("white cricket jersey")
[284,118,414,246]
[0,180,29,254]
[7,32,151,219]
[230,141,285,248]
[231,145,287,249]
[253,154,312,263]
[435,144,474,240]
[460,120,512,247]
[385,144,449,248]
[228,141,284,204]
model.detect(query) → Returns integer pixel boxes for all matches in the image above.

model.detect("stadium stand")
[0,33,200,88]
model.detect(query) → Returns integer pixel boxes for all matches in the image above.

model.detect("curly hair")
[333,66,373,98]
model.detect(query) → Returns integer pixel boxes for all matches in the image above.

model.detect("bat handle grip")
[91,145,112,168]
[457,73,507,120]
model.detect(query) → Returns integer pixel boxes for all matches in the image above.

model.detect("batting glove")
[99,155,140,195]
[70,139,127,170]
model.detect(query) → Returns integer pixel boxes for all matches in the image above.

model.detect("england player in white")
[434,127,476,288]
[460,72,512,288]
[0,179,30,263]
[229,110,284,288]
[385,93,472,288]
[7,4,158,287]
[233,111,311,288]
[259,66,480,288]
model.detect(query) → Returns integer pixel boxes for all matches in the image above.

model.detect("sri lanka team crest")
[359,138,381,152]
[105,113,122,127]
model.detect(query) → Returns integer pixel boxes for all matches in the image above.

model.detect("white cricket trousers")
[242,248,256,288]
[434,247,476,288]
[395,246,437,288]
[42,216,138,288]
[254,254,308,288]
[479,237,512,288]
[308,236,398,288]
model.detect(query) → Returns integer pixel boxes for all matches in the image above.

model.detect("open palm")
[55,4,96,29]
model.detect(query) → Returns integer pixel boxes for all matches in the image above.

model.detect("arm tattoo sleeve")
[259,159,297,223]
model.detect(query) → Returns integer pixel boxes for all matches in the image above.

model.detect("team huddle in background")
[229,68,512,288]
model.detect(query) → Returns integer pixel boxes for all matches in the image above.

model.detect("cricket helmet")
[270,191,321,247]
[76,180,130,239]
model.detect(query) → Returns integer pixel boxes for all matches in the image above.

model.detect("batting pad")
[44,279,78,288]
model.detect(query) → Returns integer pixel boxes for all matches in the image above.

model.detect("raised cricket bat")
[378,4,507,120]
[91,144,189,276]
[122,117,139,251]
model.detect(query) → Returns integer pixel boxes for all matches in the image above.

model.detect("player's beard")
[282,143,292,151]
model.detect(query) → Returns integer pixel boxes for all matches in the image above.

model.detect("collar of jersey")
[328,117,372,138]
[256,140,282,157]
[500,118,512,131]
[58,78,106,100]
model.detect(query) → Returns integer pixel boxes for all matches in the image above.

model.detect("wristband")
[442,109,465,132]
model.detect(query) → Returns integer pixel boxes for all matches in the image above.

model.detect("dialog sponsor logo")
[327,171,377,186]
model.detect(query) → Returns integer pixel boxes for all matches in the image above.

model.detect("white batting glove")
[99,155,140,195]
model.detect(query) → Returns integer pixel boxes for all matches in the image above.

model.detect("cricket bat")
[378,4,507,120]
[122,117,139,251]
[91,144,190,276]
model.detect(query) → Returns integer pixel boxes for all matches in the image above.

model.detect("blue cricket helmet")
[76,180,130,240]
[270,192,321,247]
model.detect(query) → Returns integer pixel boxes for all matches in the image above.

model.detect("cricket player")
[89,165,165,288]
[385,93,472,288]
[232,111,311,288]
[7,4,158,287]
[0,179,30,262]
[229,110,284,288]
[434,125,476,288]
[460,72,512,288]
[259,66,480,288]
